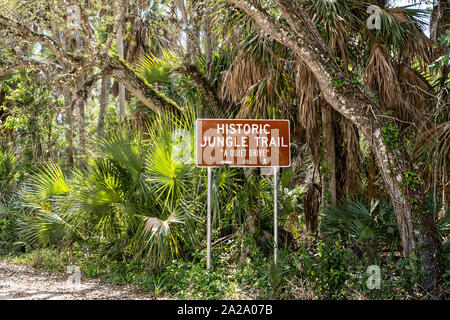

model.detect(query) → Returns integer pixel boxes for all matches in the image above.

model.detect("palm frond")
[295,62,320,165]
[145,114,195,208]
[131,209,186,267]
[414,120,450,185]
[27,163,71,201]
[320,197,400,251]
[0,147,17,192]
[96,128,147,180]
[135,51,179,85]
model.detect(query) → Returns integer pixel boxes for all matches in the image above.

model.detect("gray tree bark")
[204,14,213,81]
[116,22,126,123]
[98,76,111,138]
[77,98,86,158]
[368,151,377,202]
[63,88,74,167]
[321,103,336,205]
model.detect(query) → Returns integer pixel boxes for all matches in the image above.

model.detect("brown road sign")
[196,119,290,167]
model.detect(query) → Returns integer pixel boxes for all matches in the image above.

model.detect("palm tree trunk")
[77,98,86,158]
[64,89,74,167]
[368,151,377,201]
[431,0,450,40]
[116,22,126,123]
[68,239,74,262]
[204,15,213,81]
[304,182,320,234]
[177,0,191,62]
[98,75,110,138]
[321,103,336,205]
[432,0,450,89]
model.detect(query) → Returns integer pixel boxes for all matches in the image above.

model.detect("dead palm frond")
[364,44,421,122]
[385,6,436,70]
[131,209,186,267]
[295,62,321,165]
[143,210,182,236]
[414,120,450,182]
[219,25,296,119]
[396,62,433,113]
[219,53,265,105]
[403,30,436,71]
[305,0,360,68]
[337,117,360,195]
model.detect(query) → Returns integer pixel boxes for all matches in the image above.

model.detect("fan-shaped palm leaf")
[27,163,71,201]
[131,209,186,267]
[135,52,179,85]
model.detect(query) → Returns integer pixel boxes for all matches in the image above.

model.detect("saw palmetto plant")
[4,115,205,267]
[12,164,85,259]
[320,197,400,255]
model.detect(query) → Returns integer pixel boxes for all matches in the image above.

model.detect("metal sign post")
[273,166,278,264]
[207,167,212,270]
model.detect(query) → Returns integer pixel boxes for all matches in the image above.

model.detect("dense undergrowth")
[2,235,448,300]
[0,116,448,300]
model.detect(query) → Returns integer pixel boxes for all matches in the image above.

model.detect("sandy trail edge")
[0,260,164,300]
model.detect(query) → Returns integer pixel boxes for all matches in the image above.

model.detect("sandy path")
[0,260,158,300]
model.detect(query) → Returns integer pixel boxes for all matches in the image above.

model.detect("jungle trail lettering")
[196,119,290,167]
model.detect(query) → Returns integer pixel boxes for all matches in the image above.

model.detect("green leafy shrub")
[320,197,400,256]
[297,240,354,299]
[7,247,69,273]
